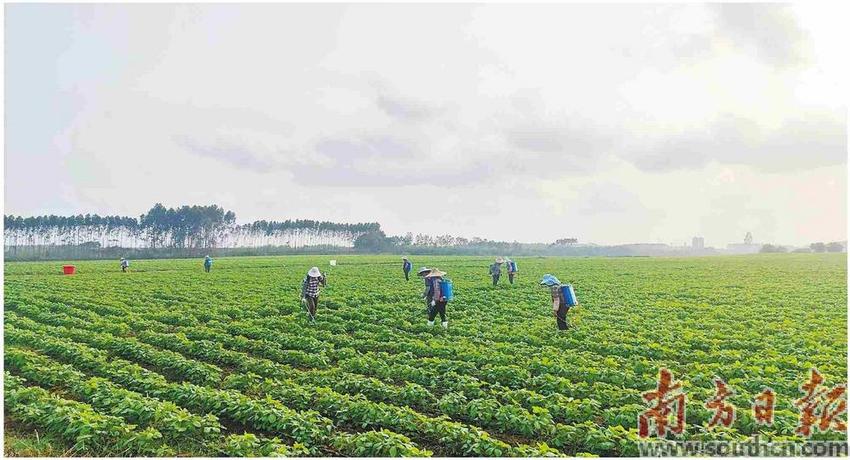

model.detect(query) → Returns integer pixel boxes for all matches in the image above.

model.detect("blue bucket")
[561,284,578,306]
[440,279,454,301]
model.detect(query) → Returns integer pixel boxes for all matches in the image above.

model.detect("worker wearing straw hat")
[204,255,213,273]
[120,257,130,273]
[540,274,570,331]
[402,257,413,281]
[300,266,327,322]
[424,268,449,328]
[505,258,517,284]
[489,257,504,286]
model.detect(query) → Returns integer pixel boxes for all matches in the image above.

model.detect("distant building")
[744,232,753,245]
[692,237,705,250]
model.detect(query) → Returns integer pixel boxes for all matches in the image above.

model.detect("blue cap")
[540,274,561,286]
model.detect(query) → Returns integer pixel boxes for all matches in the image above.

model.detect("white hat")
[426,269,446,278]
[308,267,321,277]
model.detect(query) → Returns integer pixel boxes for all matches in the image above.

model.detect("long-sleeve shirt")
[301,275,326,298]
[425,277,443,301]
[550,285,566,312]
[489,263,501,275]
[403,261,412,272]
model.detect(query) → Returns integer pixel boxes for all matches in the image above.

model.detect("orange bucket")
[62,265,76,275]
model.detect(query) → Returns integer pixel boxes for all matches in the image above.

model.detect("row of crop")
[5,346,223,450]
[138,326,437,412]
[6,303,223,387]
[11,295,633,438]
[7,311,563,456]
[24,309,556,454]
[8,285,799,441]
[12,300,597,441]
[4,317,527,456]
[9,288,743,436]
[4,372,171,456]
[8,300,644,454]
[10,299,431,412]
[4,347,322,457]
[4,318,337,454]
[13,256,841,386]
[5,363,347,458]
[6,298,589,437]
[8,284,662,405]
[7,317,438,457]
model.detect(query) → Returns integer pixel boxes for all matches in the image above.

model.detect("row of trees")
[4,203,380,259]
[760,241,846,253]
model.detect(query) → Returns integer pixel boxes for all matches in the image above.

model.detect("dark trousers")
[404,270,410,281]
[121,266,127,272]
[555,303,570,330]
[305,296,319,318]
[492,274,500,286]
[428,300,447,322]
[204,265,211,272]
[508,273,515,284]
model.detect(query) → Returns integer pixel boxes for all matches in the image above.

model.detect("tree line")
[760,241,846,254]
[4,203,380,260]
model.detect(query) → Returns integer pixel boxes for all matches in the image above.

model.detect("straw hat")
[402,257,409,261]
[308,267,322,277]
[426,269,446,278]
[417,267,431,276]
[495,257,505,264]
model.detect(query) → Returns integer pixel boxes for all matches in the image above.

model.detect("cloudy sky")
[5,3,847,246]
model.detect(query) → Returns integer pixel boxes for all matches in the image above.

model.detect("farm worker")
[489,257,504,286]
[204,255,213,273]
[424,269,449,328]
[300,267,327,322]
[402,257,413,281]
[505,258,517,285]
[540,274,570,331]
[120,257,130,273]
[417,266,432,280]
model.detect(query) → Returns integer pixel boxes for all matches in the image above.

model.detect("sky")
[4,3,847,246]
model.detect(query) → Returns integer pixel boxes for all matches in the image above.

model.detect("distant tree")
[760,244,787,253]
[354,230,391,252]
[826,241,845,253]
[792,247,812,253]
[553,238,578,246]
[810,242,827,253]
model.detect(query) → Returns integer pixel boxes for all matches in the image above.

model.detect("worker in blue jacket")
[402,257,413,281]
[489,258,504,286]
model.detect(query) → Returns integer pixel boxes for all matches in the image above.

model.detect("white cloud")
[4,3,846,246]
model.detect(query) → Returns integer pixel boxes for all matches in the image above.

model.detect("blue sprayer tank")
[561,284,578,306]
[440,279,454,301]
[509,261,517,272]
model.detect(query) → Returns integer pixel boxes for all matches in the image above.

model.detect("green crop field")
[3,254,847,456]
